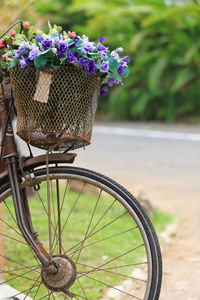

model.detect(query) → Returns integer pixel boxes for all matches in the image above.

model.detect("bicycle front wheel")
[0,166,162,299]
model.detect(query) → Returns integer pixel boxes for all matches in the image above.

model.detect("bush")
[70,0,200,122]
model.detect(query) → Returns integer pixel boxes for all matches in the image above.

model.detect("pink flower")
[8,39,14,46]
[9,30,16,36]
[68,31,76,38]
[23,21,29,28]
[1,56,6,61]
[0,39,5,48]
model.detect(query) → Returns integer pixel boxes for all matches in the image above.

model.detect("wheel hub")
[41,255,77,292]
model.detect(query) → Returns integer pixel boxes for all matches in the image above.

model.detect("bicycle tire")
[0,166,162,300]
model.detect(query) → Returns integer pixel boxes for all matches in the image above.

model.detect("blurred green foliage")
[1,0,200,122]
[68,0,200,122]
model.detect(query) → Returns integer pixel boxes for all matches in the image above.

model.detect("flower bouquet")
[0,22,129,150]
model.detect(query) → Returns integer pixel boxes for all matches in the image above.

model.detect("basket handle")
[0,19,23,39]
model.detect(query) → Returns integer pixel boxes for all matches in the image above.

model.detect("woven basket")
[9,66,101,151]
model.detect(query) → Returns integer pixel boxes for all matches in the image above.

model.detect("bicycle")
[0,22,162,300]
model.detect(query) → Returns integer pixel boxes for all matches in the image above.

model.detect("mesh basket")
[9,65,101,151]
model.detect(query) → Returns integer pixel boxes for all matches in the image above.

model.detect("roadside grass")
[2,180,174,299]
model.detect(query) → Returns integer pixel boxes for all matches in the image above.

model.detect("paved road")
[15,121,200,299]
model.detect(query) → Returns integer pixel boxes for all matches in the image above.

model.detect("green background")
[1,0,200,122]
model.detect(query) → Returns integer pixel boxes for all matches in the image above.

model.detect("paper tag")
[33,71,52,103]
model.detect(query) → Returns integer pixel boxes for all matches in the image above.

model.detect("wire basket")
[9,65,101,151]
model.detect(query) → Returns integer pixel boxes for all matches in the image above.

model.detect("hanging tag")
[33,71,53,103]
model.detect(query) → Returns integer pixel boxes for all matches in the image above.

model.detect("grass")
[1,179,174,299]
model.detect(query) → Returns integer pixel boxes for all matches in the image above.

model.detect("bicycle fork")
[0,94,55,273]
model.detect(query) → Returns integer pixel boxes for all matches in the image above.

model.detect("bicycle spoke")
[0,232,28,245]
[38,291,51,300]
[85,274,142,300]
[64,210,127,257]
[0,264,39,274]
[77,278,89,299]
[0,267,39,286]
[73,189,102,262]
[66,290,88,300]
[53,181,86,254]
[0,216,23,237]
[36,189,58,239]
[0,268,40,283]
[4,200,18,227]
[50,179,59,256]
[8,283,40,298]
[56,177,62,255]
[78,244,145,280]
[24,273,41,300]
[68,226,138,257]
[79,262,147,282]
[0,254,40,273]
[32,279,42,300]
[64,198,116,255]
[99,262,148,270]
[85,198,117,237]
[50,181,65,255]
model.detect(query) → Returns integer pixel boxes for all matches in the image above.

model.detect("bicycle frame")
[0,84,76,272]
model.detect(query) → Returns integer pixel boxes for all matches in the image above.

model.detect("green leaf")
[51,33,59,38]
[19,49,29,56]
[10,59,20,68]
[34,55,47,68]
[108,57,120,70]
[112,70,122,82]
[122,68,129,78]
[13,34,27,46]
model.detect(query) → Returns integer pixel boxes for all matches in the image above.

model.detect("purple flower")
[53,37,60,44]
[67,52,77,63]
[99,36,105,42]
[107,78,115,87]
[73,51,79,58]
[117,47,123,53]
[100,61,109,73]
[84,60,96,74]
[69,43,75,49]
[111,51,121,62]
[59,34,65,40]
[41,39,52,50]
[82,42,94,52]
[118,66,125,76]
[97,44,106,52]
[19,41,28,51]
[101,52,108,59]
[20,57,26,68]
[123,56,129,63]
[100,84,108,96]
[29,47,40,60]
[35,35,43,41]
[79,57,88,66]
[27,58,34,66]
[73,36,79,43]
[56,41,68,55]
[14,49,21,59]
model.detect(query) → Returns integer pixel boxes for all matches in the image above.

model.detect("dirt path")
[116,175,200,300]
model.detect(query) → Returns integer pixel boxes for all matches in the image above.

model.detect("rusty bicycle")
[0,22,162,300]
